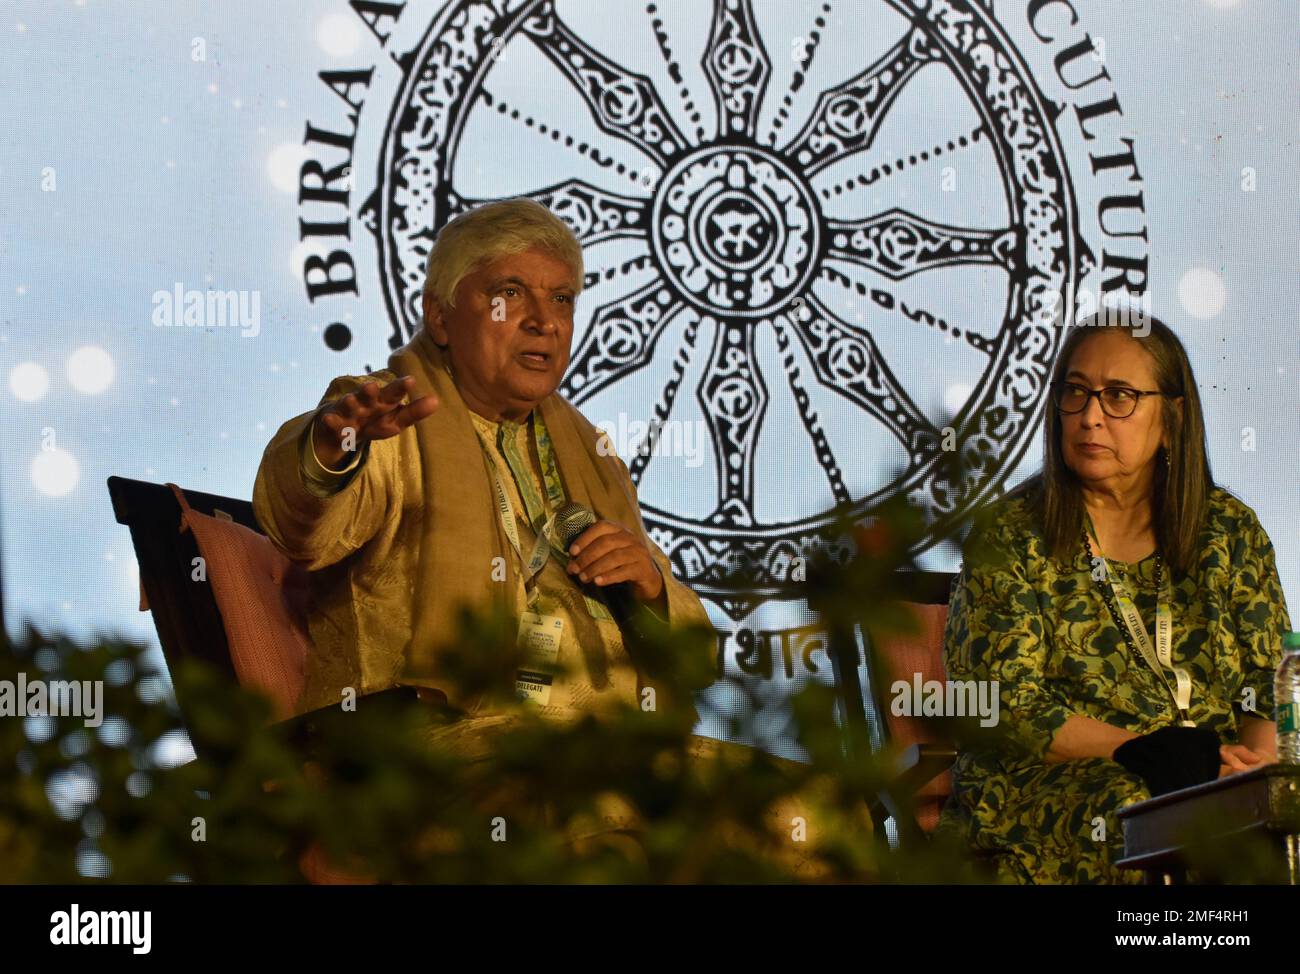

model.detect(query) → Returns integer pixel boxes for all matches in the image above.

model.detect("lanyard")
[473,419,556,604]
[503,412,567,533]
[484,458,554,600]
[470,411,614,623]
[1085,513,1194,726]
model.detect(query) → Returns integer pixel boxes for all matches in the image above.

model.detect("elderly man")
[256,199,870,877]
[254,198,713,723]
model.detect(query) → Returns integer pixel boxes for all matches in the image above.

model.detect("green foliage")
[2,498,993,883]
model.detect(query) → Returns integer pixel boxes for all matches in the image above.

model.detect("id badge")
[515,669,554,706]
[515,611,564,705]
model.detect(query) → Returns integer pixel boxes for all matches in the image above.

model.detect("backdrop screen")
[4,0,1296,760]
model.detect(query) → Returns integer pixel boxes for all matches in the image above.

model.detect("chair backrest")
[862,570,957,832]
[107,476,311,742]
[109,477,250,683]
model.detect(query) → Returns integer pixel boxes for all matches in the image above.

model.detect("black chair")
[108,476,250,696]
[829,570,959,847]
[107,476,421,763]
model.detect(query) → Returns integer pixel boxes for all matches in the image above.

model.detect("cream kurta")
[252,367,714,716]
[464,408,642,718]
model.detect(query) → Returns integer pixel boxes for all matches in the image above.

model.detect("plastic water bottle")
[1277,633,1300,764]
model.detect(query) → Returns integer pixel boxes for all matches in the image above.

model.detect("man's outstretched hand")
[311,375,439,469]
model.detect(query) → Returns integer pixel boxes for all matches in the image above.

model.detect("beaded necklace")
[1081,524,1194,725]
[1081,527,1162,642]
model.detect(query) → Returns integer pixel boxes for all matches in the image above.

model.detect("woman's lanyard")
[1084,512,1194,727]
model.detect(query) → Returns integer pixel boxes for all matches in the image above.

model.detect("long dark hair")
[1023,312,1214,578]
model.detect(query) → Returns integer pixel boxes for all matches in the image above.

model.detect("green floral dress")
[936,486,1291,884]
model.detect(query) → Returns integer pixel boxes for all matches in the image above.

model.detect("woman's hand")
[1217,743,1274,778]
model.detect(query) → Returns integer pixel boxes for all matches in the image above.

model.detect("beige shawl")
[388,329,653,695]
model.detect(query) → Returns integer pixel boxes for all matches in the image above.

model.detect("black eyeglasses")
[1052,381,1168,418]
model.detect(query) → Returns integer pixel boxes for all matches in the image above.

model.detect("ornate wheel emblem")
[652,146,819,315]
[371,0,1080,618]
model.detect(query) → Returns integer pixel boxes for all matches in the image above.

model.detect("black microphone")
[553,501,597,551]
[553,502,641,628]
[555,502,698,713]
[553,504,707,717]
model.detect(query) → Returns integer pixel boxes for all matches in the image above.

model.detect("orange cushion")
[298,843,377,885]
[914,797,945,834]
[175,495,311,721]
[869,602,954,829]
[870,602,950,752]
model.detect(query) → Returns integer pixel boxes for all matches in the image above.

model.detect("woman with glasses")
[936,313,1291,883]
